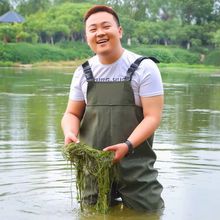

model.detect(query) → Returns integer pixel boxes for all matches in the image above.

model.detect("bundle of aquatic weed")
[62,142,117,214]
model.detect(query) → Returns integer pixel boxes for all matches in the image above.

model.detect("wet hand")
[103,143,128,163]
[64,131,79,145]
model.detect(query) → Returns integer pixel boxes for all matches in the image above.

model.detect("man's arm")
[103,95,164,162]
[127,95,164,147]
[61,100,86,145]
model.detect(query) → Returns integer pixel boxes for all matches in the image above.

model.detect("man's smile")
[96,39,109,44]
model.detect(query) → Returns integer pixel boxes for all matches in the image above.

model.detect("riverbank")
[159,63,220,75]
[1,60,219,75]
[0,60,85,69]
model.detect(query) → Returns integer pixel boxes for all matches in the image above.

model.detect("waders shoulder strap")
[125,56,160,81]
[82,61,95,82]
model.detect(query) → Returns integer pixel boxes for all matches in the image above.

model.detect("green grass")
[159,63,220,74]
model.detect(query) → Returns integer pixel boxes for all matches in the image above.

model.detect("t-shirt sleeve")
[139,59,164,97]
[69,66,85,101]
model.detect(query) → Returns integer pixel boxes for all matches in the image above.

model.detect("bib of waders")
[80,56,164,211]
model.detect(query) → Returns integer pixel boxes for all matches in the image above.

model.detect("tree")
[47,3,91,41]
[106,0,148,21]
[23,11,47,43]
[1,0,219,49]
[0,0,11,15]
[174,0,218,25]
[212,29,220,47]
[0,23,18,43]
[120,16,137,45]
[16,0,51,16]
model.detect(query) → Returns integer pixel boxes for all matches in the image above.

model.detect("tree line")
[0,0,220,51]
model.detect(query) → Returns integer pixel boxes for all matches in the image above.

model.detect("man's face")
[85,12,123,56]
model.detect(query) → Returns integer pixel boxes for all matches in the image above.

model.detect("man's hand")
[61,100,85,146]
[64,131,79,145]
[103,143,129,163]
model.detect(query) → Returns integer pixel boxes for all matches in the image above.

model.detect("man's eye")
[89,29,96,32]
[104,26,110,29]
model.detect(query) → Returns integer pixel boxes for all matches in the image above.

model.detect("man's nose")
[96,28,105,36]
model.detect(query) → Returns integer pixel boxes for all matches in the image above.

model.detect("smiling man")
[85,9,123,64]
[61,5,164,212]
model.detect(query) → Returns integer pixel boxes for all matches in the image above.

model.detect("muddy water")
[0,67,220,220]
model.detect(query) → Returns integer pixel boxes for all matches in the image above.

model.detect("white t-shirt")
[69,49,163,107]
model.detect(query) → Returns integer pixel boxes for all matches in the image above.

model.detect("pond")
[0,66,220,220]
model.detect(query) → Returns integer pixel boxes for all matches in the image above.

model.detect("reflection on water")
[0,68,220,220]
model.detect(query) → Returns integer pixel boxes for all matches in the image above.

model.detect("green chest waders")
[80,57,164,211]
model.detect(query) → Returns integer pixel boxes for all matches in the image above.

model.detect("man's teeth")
[97,40,108,44]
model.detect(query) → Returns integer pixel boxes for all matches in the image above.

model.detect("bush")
[172,48,200,64]
[6,43,41,63]
[126,45,200,64]
[56,41,93,59]
[0,42,202,64]
[34,44,69,61]
[0,42,92,63]
[0,43,42,63]
[0,61,13,67]
[204,50,220,66]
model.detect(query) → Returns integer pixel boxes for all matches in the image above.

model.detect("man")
[61,5,164,211]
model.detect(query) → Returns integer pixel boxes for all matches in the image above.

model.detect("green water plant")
[62,142,116,214]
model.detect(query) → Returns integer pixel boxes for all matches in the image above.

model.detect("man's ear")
[83,33,89,45]
[119,26,123,39]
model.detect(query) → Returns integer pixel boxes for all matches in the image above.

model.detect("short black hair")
[84,5,120,26]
